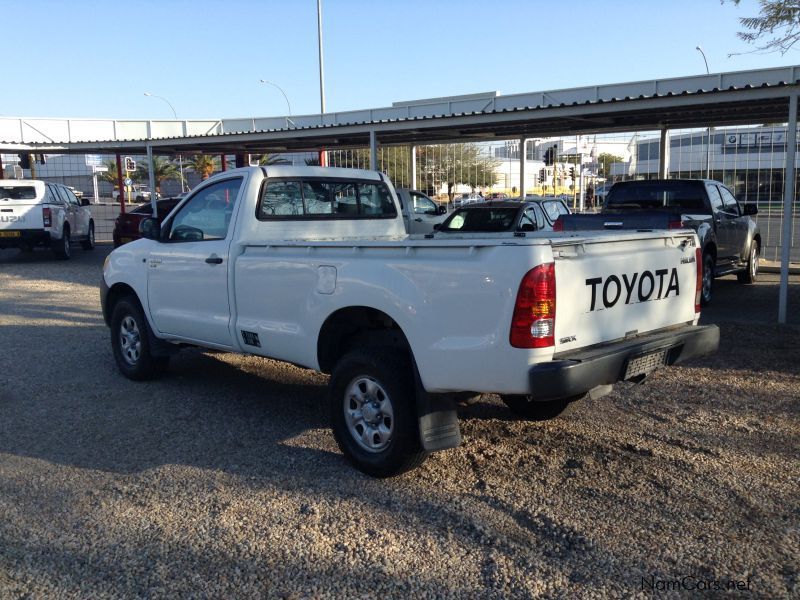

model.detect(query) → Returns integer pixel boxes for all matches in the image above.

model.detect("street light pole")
[259,80,292,115]
[143,91,186,193]
[696,46,711,179]
[317,0,328,166]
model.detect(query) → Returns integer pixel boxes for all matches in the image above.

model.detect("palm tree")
[135,156,182,195]
[97,159,119,185]
[259,153,290,166]
[185,154,219,180]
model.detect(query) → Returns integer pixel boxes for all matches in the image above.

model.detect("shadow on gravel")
[0,244,112,287]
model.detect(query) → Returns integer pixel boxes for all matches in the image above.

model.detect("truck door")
[406,191,444,234]
[709,184,739,265]
[717,185,749,262]
[146,176,243,347]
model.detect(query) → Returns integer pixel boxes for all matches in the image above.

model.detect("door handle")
[205,256,223,264]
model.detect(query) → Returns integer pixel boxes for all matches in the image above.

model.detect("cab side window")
[410,192,436,214]
[717,186,741,216]
[169,178,242,241]
[706,185,724,212]
[45,184,62,205]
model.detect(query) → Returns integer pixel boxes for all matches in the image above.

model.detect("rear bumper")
[528,324,720,401]
[0,229,52,248]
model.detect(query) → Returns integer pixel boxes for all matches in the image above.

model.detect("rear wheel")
[53,226,71,259]
[501,395,572,421]
[700,252,714,305]
[81,221,95,250]
[110,297,169,380]
[737,241,759,284]
[329,348,428,477]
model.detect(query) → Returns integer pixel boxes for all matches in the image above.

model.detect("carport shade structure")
[2,65,799,322]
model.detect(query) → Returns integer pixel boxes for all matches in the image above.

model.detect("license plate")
[0,231,21,238]
[624,348,668,379]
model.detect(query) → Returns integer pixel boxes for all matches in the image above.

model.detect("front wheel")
[110,297,169,380]
[737,241,759,284]
[501,395,572,421]
[329,348,428,477]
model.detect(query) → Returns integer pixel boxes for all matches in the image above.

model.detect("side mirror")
[438,205,447,215]
[433,224,441,231]
[743,203,758,216]
[139,217,162,241]
[80,198,90,206]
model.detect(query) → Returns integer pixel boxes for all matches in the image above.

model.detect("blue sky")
[4,0,798,120]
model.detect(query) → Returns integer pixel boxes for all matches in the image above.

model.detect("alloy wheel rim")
[751,245,758,279]
[703,260,712,300]
[119,315,142,365]
[344,376,394,453]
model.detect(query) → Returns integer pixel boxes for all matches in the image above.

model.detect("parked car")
[519,196,572,227]
[101,165,718,476]
[112,184,156,202]
[113,198,181,247]
[66,186,84,199]
[0,179,94,258]
[435,200,559,234]
[555,179,760,304]
[453,193,484,209]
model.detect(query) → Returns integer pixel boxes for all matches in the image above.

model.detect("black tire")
[501,395,572,421]
[329,347,428,477]
[110,296,169,381]
[53,226,71,259]
[81,221,95,250]
[700,252,714,305]
[737,240,759,284]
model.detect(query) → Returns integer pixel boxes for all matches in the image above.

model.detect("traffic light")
[543,146,556,166]
[18,153,31,169]
[539,169,546,182]
[124,157,136,172]
[569,167,576,179]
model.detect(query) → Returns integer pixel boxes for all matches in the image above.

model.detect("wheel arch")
[317,306,413,374]
[102,282,141,327]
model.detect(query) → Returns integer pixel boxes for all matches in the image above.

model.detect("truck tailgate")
[0,202,44,231]
[552,232,697,353]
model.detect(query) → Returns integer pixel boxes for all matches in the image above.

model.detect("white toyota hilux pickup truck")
[101,166,719,477]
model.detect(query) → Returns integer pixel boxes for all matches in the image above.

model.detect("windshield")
[0,185,37,200]
[605,181,707,210]
[439,207,518,232]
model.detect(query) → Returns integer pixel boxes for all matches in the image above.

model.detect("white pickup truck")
[395,188,447,234]
[101,166,719,476]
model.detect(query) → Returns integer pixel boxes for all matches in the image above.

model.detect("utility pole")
[317,0,328,167]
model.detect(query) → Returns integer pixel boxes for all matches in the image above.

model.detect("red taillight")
[668,219,684,229]
[510,263,556,348]
[695,247,703,313]
[553,218,564,232]
[42,207,51,227]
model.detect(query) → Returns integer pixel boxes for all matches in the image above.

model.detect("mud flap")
[413,365,461,451]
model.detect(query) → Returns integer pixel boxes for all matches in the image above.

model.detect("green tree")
[418,144,499,201]
[135,156,182,195]
[185,154,219,180]
[97,159,120,185]
[259,153,291,166]
[597,153,624,179]
[725,0,800,54]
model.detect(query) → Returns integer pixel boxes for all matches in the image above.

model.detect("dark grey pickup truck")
[556,179,761,304]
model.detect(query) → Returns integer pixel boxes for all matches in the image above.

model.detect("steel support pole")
[147,145,158,217]
[519,138,526,198]
[659,128,670,178]
[411,145,417,189]
[116,153,125,215]
[370,130,378,171]
[778,93,798,324]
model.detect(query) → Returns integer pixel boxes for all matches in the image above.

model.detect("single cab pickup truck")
[101,166,719,476]
[556,179,761,304]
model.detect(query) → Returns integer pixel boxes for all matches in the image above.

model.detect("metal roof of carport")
[4,65,800,154]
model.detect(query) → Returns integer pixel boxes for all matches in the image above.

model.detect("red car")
[113,198,181,247]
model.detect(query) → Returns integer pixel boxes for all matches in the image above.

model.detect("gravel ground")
[0,245,798,599]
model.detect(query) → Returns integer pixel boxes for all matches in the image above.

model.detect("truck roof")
[259,165,384,181]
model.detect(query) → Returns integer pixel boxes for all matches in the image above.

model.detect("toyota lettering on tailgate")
[0,215,24,223]
[586,268,679,311]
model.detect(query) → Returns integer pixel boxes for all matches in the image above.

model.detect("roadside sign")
[85,154,103,167]
[93,166,109,173]
[124,177,133,186]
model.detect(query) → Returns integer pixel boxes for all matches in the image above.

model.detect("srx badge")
[586,268,679,311]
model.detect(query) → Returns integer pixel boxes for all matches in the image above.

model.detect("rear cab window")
[605,181,708,211]
[257,178,397,220]
[0,185,37,200]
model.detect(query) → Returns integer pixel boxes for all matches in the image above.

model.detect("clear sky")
[4,0,798,120]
